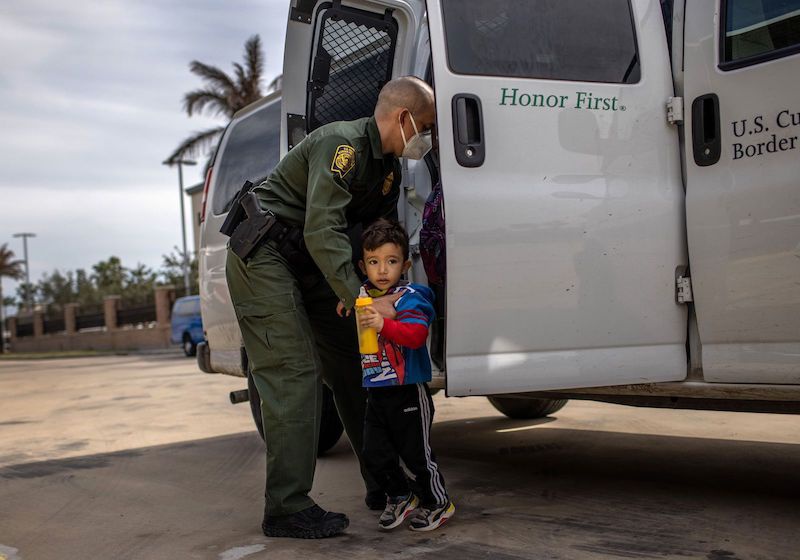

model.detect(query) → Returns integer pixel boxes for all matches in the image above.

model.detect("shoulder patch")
[331,145,356,178]
[382,172,394,195]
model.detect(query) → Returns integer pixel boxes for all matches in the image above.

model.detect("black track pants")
[363,383,448,507]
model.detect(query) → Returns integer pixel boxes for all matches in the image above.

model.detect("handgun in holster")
[223,185,282,261]
[219,181,254,237]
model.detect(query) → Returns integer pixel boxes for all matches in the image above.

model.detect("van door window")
[440,0,640,84]
[307,4,398,131]
[211,100,281,216]
[720,0,800,69]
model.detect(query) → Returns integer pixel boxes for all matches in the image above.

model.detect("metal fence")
[43,317,66,334]
[117,305,157,327]
[16,322,34,338]
[75,312,105,331]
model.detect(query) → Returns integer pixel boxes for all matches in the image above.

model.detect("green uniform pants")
[226,241,378,516]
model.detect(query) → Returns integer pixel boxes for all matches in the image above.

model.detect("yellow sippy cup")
[355,287,379,354]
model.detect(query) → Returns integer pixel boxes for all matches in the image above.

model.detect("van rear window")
[441,0,640,84]
[211,100,281,216]
[721,0,800,69]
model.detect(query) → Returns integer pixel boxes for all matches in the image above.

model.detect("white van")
[199,0,800,436]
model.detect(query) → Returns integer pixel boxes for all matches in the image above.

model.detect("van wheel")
[487,396,568,419]
[182,334,197,357]
[247,374,344,456]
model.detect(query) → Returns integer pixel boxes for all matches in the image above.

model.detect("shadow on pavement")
[1,417,799,559]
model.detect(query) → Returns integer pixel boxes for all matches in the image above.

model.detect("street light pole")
[163,159,196,295]
[12,232,36,312]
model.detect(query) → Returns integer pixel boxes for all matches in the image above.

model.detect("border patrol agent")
[225,76,436,539]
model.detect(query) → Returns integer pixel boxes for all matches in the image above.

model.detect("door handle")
[691,93,721,166]
[451,94,485,167]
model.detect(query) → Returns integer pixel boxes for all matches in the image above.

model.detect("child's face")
[360,243,411,290]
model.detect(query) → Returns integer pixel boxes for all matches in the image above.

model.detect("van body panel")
[683,1,800,384]
[426,0,689,395]
[199,93,282,376]
[281,0,426,157]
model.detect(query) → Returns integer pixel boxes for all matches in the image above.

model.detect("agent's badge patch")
[382,172,394,195]
[331,145,356,178]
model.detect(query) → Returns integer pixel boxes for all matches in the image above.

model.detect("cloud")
[0,0,289,298]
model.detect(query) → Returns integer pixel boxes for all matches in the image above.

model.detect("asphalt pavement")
[1,354,799,560]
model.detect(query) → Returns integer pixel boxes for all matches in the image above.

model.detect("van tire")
[487,396,568,419]
[182,333,197,357]
[247,374,344,456]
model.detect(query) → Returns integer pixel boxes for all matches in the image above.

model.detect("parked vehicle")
[170,295,204,357]
[199,0,800,442]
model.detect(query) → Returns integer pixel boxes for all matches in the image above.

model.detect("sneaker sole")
[263,517,349,539]
[379,498,419,531]
[409,502,455,532]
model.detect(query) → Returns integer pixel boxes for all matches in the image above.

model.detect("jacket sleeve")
[380,318,428,349]
[303,135,363,308]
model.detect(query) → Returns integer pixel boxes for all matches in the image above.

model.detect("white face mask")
[399,111,432,160]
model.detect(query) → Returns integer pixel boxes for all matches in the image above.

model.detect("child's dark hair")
[362,219,409,260]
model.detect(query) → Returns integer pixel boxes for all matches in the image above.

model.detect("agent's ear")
[359,260,367,275]
[402,259,412,273]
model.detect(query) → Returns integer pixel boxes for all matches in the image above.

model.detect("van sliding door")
[426,0,689,395]
[683,0,800,384]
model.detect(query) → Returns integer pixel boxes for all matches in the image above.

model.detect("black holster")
[227,194,282,261]
[221,181,320,275]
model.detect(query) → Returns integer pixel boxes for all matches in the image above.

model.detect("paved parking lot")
[1,354,799,559]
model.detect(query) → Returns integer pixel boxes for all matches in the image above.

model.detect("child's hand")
[358,305,384,332]
[336,302,351,317]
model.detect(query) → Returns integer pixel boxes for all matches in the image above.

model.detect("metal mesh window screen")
[308,6,397,131]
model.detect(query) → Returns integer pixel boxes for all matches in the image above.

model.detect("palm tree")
[167,35,268,164]
[0,244,24,353]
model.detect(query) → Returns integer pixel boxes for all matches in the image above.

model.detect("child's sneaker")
[378,493,418,530]
[409,500,455,532]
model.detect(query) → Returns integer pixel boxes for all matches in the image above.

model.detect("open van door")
[281,0,427,154]
[426,0,689,395]
[683,1,800,384]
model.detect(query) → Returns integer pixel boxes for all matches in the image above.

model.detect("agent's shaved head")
[373,76,436,156]
[375,76,435,119]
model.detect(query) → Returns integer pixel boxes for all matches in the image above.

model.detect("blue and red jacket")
[361,281,435,388]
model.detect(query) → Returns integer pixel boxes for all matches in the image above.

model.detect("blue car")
[170,295,204,357]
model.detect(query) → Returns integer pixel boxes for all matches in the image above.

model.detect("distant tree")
[38,270,76,312]
[160,248,199,295]
[15,283,38,313]
[125,263,157,305]
[0,244,24,353]
[167,35,266,165]
[92,257,126,299]
[75,268,100,309]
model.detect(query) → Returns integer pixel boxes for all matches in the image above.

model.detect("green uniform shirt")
[254,116,400,308]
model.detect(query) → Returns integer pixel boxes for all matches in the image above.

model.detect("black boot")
[262,504,349,539]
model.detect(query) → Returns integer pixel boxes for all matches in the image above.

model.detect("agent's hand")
[358,305,384,332]
[336,302,351,317]
[372,292,402,319]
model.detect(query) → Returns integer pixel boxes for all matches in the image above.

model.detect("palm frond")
[0,244,24,280]
[231,62,251,105]
[183,89,233,118]
[188,61,237,96]
[244,35,264,90]
[166,126,225,164]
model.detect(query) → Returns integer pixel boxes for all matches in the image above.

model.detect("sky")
[0,0,289,309]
